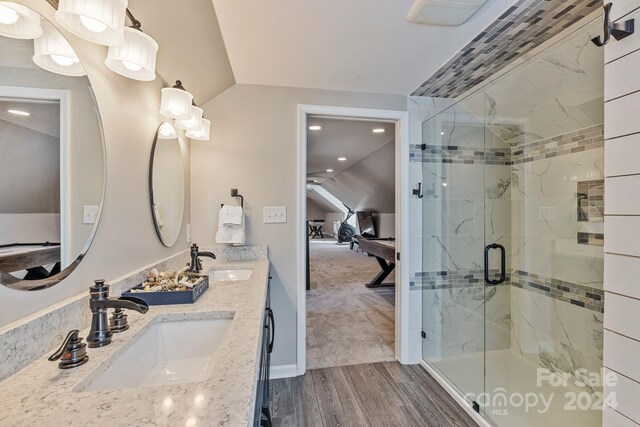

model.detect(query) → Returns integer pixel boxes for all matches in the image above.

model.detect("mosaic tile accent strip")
[409,145,512,165]
[511,269,604,313]
[410,124,604,165]
[511,124,604,164]
[413,269,604,312]
[412,0,601,98]
[410,269,509,290]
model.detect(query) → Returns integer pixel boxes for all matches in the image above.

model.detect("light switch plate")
[83,205,98,224]
[263,206,287,224]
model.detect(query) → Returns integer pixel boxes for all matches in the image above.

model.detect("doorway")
[296,105,409,376]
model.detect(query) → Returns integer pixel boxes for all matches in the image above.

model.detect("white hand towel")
[220,205,243,227]
[215,205,245,245]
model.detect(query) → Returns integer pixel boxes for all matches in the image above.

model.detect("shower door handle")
[484,243,506,286]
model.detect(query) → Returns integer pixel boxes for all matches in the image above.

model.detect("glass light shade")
[105,27,158,81]
[175,105,203,131]
[157,122,177,140]
[159,87,193,119]
[55,0,127,46]
[0,2,42,39]
[32,21,86,77]
[186,118,211,141]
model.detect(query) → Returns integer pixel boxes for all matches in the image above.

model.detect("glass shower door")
[420,17,604,427]
[420,88,488,412]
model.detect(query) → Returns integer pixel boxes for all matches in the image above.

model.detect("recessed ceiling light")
[372,128,385,133]
[337,157,347,161]
[309,125,322,131]
[440,131,445,135]
[313,180,318,183]
[326,169,334,173]
[8,109,30,116]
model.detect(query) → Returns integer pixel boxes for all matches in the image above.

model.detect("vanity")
[0,253,273,426]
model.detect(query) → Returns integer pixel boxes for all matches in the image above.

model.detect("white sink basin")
[78,317,232,391]
[209,269,252,282]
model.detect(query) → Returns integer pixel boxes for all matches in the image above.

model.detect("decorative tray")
[122,270,209,306]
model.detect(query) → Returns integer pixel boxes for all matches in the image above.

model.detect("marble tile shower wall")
[416,108,604,380]
[411,0,601,98]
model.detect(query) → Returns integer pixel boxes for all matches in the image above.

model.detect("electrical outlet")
[263,206,287,224]
[186,224,192,243]
[83,205,98,224]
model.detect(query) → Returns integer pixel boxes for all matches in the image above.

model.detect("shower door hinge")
[420,143,427,151]
[421,330,426,339]
[472,401,480,413]
[396,252,400,261]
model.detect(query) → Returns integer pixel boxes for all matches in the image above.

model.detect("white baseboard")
[270,364,298,379]
[419,360,490,427]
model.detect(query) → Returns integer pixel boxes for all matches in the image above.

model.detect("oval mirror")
[149,122,185,247]
[0,3,105,291]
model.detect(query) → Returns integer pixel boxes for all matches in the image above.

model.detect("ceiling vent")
[407,0,488,26]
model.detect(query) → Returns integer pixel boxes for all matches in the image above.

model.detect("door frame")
[296,104,410,375]
[0,86,70,266]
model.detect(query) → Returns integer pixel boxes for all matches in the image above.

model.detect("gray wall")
[0,120,60,214]
[321,140,395,213]
[306,197,326,221]
[0,0,191,326]
[192,84,406,368]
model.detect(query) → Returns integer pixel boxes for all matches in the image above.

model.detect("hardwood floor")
[269,362,477,427]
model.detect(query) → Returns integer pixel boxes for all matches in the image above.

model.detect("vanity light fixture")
[0,2,42,39]
[160,80,193,120]
[186,118,211,141]
[105,11,158,81]
[372,128,385,133]
[308,125,322,131]
[337,157,347,161]
[33,20,86,77]
[54,0,127,46]
[157,122,177,139]
[7,109,30,116]
[175,105,204,131]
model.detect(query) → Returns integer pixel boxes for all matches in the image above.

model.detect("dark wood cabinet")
[255,277,273,426]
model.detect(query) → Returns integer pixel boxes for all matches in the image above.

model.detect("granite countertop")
[0,257,270,427]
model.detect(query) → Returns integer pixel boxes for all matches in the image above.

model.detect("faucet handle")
[48,330,89,369]
[109,308,129,333]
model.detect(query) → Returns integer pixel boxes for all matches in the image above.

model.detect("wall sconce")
[157,122,177,140]
[175,105,204,131]
[32,20,86,76]
[159,80,211,141]
[45,0,158,81]
[105,14,158,81]
[160,80,193,120]
[0,2,42,39]
[54,0,127,46]
[186,118,211,141]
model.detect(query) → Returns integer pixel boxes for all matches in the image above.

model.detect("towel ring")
[221,188,244,208]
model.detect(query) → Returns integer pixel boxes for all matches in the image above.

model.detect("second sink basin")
[77,316,232,392]
[209,269,252,282]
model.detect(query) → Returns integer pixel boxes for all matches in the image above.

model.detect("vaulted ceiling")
[121,1,516,102]
[210,0,515,95]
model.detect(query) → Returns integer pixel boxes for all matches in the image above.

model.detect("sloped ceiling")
[128,0,235,104]
[321,141,395,213]
[306,191,340,213]
[211,0,516,94]
[307,118,394,183]
[0,100,60,138]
